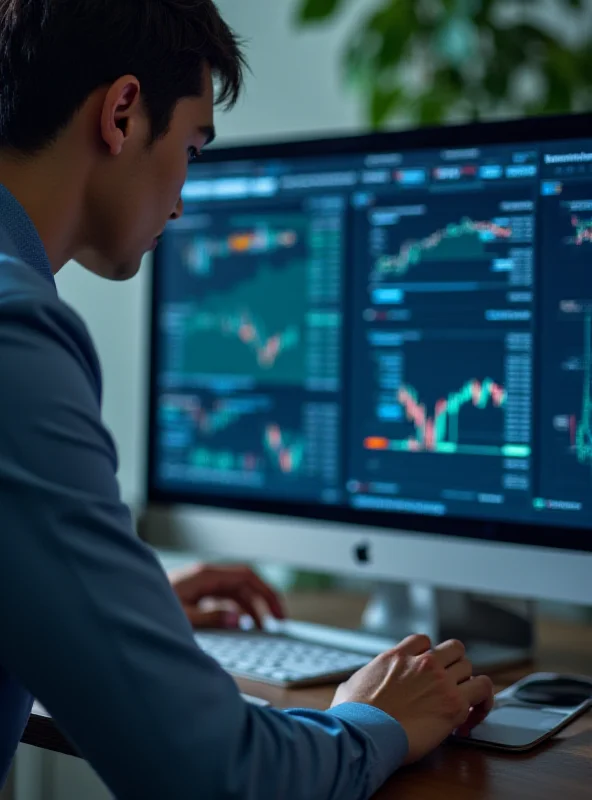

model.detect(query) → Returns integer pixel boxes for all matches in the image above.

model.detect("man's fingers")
[200,566,285,621]
[244,570,286,620]
[185,607,240,630]
[225,587,265,630]
[433,639,466,669]
[447,658,473,685]
[462,675,495,713]
[455,687,495,738]
[458,703,491,737]
[395,634,432,657]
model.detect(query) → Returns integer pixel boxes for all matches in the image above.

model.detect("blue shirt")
[0,184,408,799]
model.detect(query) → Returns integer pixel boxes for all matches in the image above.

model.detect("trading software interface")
[152,134,592,530]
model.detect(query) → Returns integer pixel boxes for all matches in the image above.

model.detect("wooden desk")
[22,592,592,799]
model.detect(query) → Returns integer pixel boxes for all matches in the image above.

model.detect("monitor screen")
[148,115,592,551]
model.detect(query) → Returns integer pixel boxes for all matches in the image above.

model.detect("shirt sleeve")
[0,291,408,800]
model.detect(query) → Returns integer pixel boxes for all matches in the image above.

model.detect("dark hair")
[0,0,246,153]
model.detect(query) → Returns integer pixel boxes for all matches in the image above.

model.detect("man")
[0,2,494,798]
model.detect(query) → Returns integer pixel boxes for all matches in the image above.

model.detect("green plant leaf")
[345,3,415,73]
[369,86,405,128]
[295,0,348,23]
[417,93,449,126]
[542,57,573,114]
[294,0,592,127]
[414,70,463,125]
[375,7,416,69]
[483,62,511,99]
[547,42,588,87]
[473,0,497,24]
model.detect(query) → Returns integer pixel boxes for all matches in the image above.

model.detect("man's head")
[0,0,245,279]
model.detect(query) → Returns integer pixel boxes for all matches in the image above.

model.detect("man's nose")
[170,197,184,221]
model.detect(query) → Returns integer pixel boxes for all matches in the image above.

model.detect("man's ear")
[100,76,142,156]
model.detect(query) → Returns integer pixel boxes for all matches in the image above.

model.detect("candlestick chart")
[177,259,306,385]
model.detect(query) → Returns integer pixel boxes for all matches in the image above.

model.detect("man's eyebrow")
[199,125,216,146]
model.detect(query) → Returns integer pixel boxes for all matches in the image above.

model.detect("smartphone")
[454,673,592,752]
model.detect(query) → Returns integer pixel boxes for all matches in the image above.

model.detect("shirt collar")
[0,184,55,288]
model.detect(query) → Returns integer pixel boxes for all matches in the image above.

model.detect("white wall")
[56,262,151,508]
[16,4,370,798]
[212,0,367,142]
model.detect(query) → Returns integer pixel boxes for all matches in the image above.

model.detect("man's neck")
[0,145,88,274]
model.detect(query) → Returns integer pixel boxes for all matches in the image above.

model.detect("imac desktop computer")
[141,113,592,686]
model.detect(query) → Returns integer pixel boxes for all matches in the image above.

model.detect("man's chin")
[110,261,142,282]
[74,248,142,282]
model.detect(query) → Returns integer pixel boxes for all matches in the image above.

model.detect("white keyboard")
[195,630,372,687]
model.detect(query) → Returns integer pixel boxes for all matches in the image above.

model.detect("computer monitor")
[143,114,592,616]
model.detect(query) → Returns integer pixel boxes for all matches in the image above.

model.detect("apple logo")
[353,542,371,565]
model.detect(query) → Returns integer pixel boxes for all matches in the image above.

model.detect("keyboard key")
[194,630,370,687]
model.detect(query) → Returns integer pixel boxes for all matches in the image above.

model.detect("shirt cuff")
[329,702,409,791]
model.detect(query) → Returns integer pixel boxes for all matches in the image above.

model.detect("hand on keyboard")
[169,563,285,630]
[331,635,494,765]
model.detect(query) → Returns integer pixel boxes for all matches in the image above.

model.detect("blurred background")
[5,1,592,797]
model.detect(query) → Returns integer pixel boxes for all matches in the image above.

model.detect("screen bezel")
[147,112,592,554]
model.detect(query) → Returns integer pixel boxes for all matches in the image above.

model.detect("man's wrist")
[328,702,409,792]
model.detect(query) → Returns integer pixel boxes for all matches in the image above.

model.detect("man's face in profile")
[77,71,215,281]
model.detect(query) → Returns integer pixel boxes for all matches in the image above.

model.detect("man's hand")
[169,563,286,630]
[331,634,494,764]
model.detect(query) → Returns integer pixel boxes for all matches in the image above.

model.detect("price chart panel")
[348,152,537,520]
[153,196,344,505]
[150,134,592,533]
[537,152,592,521]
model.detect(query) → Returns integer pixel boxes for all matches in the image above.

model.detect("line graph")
[182,221,301,277]
[541,309,592,500]
[568,215,592,247]
[399,378,506,452]
[158,389,311,489]
[186,422,306,477]
[159,393,271,437]
[190,447,261,473]
[364,377,513,456]
[264,423,305,474]
[555,199,592,253]
[362,194,535,292]
[375,217,514,278]
[538,183,592,500]
[189,310,300,371]
[180,259,306,384]
[573,313,592,467]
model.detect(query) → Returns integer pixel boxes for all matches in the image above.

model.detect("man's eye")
[188,146,202,164]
